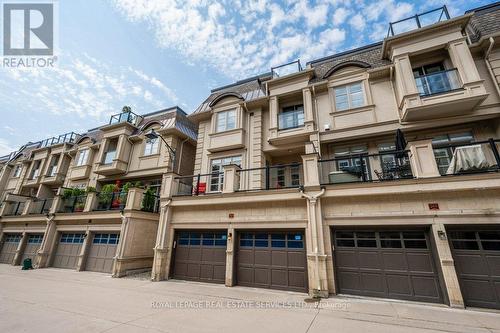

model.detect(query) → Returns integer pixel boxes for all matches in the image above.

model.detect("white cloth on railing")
[446,144,491,174]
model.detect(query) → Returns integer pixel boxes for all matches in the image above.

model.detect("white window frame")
[209,155,242,192]
[333,82,366,111]
[215,109,237,133]
[76,149,89,166]
[143,137,160,156]
[12,165,22,178]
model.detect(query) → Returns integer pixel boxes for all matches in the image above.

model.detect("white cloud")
[350,14,366,31]
[0,54,180,123]
[332,7,349,25]
[0,138,16,156]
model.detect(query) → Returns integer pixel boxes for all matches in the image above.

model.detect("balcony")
[387,6,450,37]
[94,191,127,211]
[414,69,461,97]
[318,151,413,185]
[2,201,25,216]
[400,71,487,121]
[173,163,304,196]
[109,110,141,126]
[208,129,245,153]
[58,195,87,213]
[40,132,80,148]
[28,198,54,215]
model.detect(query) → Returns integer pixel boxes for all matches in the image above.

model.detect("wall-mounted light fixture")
[437,230,447,240]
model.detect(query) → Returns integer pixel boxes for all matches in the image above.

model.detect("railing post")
[40,200,46,214]
[360,155,367,182]
[124,187,144,211]
[84,192,97,212]
[489,138,500,168]
[265,165,270,190]
[195,174,201,196]
[161,172,179,198]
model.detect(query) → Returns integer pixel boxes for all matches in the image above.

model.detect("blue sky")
[0,0,494,155]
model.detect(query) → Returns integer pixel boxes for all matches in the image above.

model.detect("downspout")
[311,85,321,157]
[300,188,325,295]
[484,37,500,98]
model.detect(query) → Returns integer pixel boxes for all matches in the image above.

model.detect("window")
[413,62,461,96]
[12,165,22,178]
[76,149,89,166]
[333,82,365,111]
[29,160,41,179]
[209,156,242,192]
[93,233,120,244]
[215,109,237,132]
[28,235,43,244]
[144,137,159,156]
[432,132,474,175]
[103,139,118,164]
[279,104,304,130]
[60,233,85,244]
[48,154,60,177]
[334,145,370,180]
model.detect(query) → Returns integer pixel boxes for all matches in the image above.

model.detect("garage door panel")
[382,252,407,271]
[0,234,21,264]
[406,253,435,273]
[454,254,489,275]
[357,251,381,269]
[53,234,84,269]
[449,229,500,309]
[172,231,227,284]
[85,234,119,273]
[287,251,306,268]
[335,251,358,269]
[361,272,385,293]
[485,256,500,275]
[236,231,307,292]
[338,271,361,291]
[334,230,443,303]
[386,274,411,295]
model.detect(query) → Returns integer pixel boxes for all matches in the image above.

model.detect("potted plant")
[141,187,156,212]
[100,184,118,209]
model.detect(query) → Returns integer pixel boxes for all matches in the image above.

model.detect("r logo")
[3,3,54,56]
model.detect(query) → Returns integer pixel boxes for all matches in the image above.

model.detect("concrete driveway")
[0,265,499,333]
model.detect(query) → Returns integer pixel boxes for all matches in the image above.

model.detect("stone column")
[301,153,320,188]
[302,189,328,297]
[112,214,130,277]
[447,38,481,84]
[84,192,97,212]
[22,199,32,215]
[225,227,235,287]
[431,223,465,308]
[222,165,241,193]
[407,140,441,178]
[161,172,179,198]
[152,201,173,281]
[35,215,57,268]
[76,229,91,271]
[13,232,28,265]
[124,188,145,211]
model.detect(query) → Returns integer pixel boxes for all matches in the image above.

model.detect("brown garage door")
[0,234,21,264]
[236,231,307,292]
[21,234,43,263]
[334,230,442,303]
[52,233,84,269]
[448,229,500,309]
[85,233,119,273]
[172,231,227,283]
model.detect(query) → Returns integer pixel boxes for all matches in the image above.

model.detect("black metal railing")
[29,198,54,215]
[319,151,413,185]
[94,191,128,211]
[387,6,450,37]
[59,195,87,213]
[40,132,80,148]
[271,60,303,78]
[433,139,500,176]
[141,193,160,213]
[3,201,25,216]
[174,172,224,196]
[237,163,303,191]
[415,68,461,96]
[109,111,139,125]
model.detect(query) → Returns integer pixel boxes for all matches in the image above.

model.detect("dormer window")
[144,137,159,156]
[103,138,118,165]
[279,104,304,130]
[48,154,60,177]
[29,160,41,179]
[76,149,89,166]
[215,109,236,132]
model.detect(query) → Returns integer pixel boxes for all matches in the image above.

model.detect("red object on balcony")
[197,182,206,194]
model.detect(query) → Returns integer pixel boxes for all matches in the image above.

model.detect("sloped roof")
[466,1,500,43]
